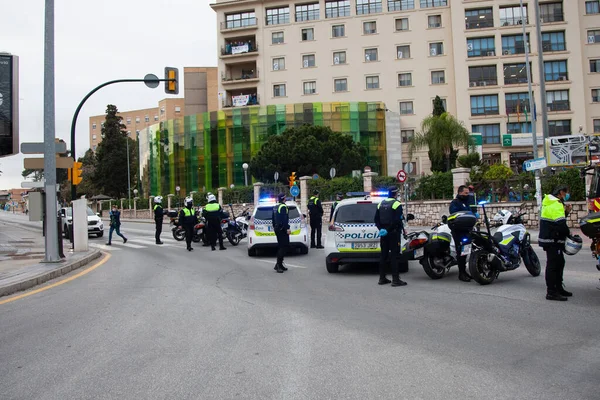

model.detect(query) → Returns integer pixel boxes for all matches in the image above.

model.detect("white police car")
[325,192,412,273]
[247,198,309,256]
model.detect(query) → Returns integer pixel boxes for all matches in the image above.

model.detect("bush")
[542,168,585,201]
[415,171,453,200]
[457,153,482,168]
[308,177,363,201]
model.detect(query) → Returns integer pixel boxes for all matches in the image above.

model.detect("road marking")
[0,253,112,305]
[253,259,307,269]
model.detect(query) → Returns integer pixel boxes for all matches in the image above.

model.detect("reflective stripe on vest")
[278,204,288,213]
[154,205,161,211]
[309,196,318,205]
[182,208,192,216]
[205,203,221,212]
[377,198,401,210]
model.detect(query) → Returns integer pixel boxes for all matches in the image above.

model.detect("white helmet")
[184,196,193,206]
[206,192,213,200]
[207,194,217,203]
[564,235,583,256]
[154,196,163,204]
[492,210,512,225]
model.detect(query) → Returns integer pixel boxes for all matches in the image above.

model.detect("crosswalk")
[91,235,186,252]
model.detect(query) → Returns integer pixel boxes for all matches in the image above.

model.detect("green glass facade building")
[139,101,387,196]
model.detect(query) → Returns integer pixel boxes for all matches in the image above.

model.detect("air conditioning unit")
[481,81,487,86]
[517,19,524,25]
[560,76,567,81]
[487,51,495,56]
[503,50,510,56]
[470,82,477,87]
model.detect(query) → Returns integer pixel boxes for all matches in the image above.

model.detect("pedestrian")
[106,205,127,245]
[179,197,196,251]
[153,196,165,245]
[308,189,324,249]
[539,186,572,301]
[330,192,343,223]
[203,194,226,251]
[374,186,407,287]
[273,193,290,273]
[449,185,474,282]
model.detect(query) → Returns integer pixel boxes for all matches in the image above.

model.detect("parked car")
[60,207,103,238]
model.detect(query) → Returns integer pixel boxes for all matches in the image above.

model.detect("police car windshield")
[335,203,378,224]
[255,206,300,220]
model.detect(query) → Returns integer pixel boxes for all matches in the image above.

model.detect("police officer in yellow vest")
[539,186,572,301]
[374,187,407,287]
[153,196,165,245]
[273,193,290,273]
[308,189,324,248]
[179,197,196,251]
[203,194,227,251]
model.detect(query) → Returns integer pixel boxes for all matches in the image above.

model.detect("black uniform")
[539,194,570,299]
[273,201,290,272]
[374,197,404,285]
[308,195,324,248]
[179,206,196,251]
[449,196,473,280]
[203,201,226,250]
[154,204,164,244]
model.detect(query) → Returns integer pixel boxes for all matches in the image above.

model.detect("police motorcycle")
[420,212,478,280]
[578,214,600,275]
[468,202,540,285]
[223,204,250,246]
[168,210,186,241]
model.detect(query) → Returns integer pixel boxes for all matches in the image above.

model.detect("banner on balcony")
[232,95,249,107]
[231,44,249,55]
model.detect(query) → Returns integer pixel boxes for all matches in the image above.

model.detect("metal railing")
[221,69,260,82]
[220,18,258,31]
[540,12,564,23]
[468,78,498,87]
[221,43,259,56]
[223,94,260,108]
[547,101,570,111]
[500,17,528,27]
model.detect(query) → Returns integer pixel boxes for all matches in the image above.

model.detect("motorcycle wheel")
[522,246,541,277]
[469,250,497,285]
[421,256,446,279]
[227,232,241,246]
[173,228,185,241]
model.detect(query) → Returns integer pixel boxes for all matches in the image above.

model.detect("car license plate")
[415,248,424,258]
[353,242,377,249]
[461,244,472,256]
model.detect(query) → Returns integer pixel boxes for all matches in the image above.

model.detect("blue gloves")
[475,213,481,219]
[379,229,388,237]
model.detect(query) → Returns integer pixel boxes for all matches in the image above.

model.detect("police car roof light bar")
[258,196,276,203]
[346,192,370,197]
[370,191,389,197]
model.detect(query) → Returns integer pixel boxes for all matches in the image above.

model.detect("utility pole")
[127,134,131,209]
[534,0,549,159]
[43,0,60,262]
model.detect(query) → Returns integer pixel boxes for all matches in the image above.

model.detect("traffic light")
[0,54,19,158]
[71,161,83,185]
[288,172,296,187]
[164,67,179,95]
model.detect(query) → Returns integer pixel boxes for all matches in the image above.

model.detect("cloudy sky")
[0,0,216,189]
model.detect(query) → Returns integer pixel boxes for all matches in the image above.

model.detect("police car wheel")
[299,247,308,255]
[247,248,257,257]
[326,262,339,273]
[97,232,104,238]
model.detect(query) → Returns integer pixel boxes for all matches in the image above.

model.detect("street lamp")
[242,163,249,186]
[126,132,131,209]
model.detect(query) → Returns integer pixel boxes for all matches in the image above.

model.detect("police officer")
[330,192,343,223]
[449,185,474,282]
[308,189,324,248]
[153,196,165,245]
[179,197,196,251]
[203,194,227,251]
[273,193,290,273]
[374,187,407,287]
[539,186,572,301]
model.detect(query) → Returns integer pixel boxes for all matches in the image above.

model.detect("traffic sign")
[21,141,67,154]
[523,157,547,172]
[396,169,407,183]
[403,163,414,174]
[290,185,300,197]
[24,156,74,169]
[175,186,181,192]
[313,174,319,180]
[329,167,336,179]
[21,181,60,190]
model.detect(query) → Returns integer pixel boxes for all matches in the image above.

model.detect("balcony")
[506,104,528,114]
[221,68,260,86]
[220,41,258,58]
[220,18,258,32]
[540,12,564,23]
[469,78,498,87]
[223,92,260,108]
[547,101,570,111]
[500,17,528,27]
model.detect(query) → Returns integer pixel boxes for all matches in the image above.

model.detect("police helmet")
[207,194,216,203]
[388,186,399,197]
[154,196,163,204]
[313,189,320,195]
[206,192,213,200]
[277,193,286,202]
[185,196,193,206]
[564,234,583,256]
[336,192,343,200]
[552,186,569,196]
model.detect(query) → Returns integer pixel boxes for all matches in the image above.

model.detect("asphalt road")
[1,219,599,400]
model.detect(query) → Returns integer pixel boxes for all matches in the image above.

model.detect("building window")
[365,48,378,62]
[395,18,409,31]
[273,57,285,70]
[333,51,346,64]
[332,24,345,37]
[363,21,377,34]
[504,63,530,85]
[302,28,314,41]
[398,73,412,86]
[366,75,380,89]
[431,70,445,84]
[507,122,532,134]
[541,31,566,52]
[593,89,600,103]
[588,29,600,44]
[499,5,527,26]
[160,107,165,114]
[135,130,140,135]
[175,106,181,113]
[101,122,104,128]
[547,90,570,111]
[272,32,284,44]
[467,37,496,57]
[470,95,499,116]
[399,101,414,115]
[325,0,350,18]
[465,8,493,29]
[472,124,500,145]
[420,0,447,8]
[302,54,316,68]
[144,115,149,122]
[273,84,286,97]
[356,0,382,15]
[591,59,600,72]
[303,81,317,95]
[135,117,140,123]
[92,123,96,129]
[154,116,158,121]
[586,1,600,14]
[401,129,414,143]
[469,65,497,86]
[429,42,443,56]
[126,117,131,124]
[501,34,529,55]
[92,134,97,140]
[296,3,320,22]
[334,78,348,92]
[389,0,414,11]
[397,45,411,59]
[266,7,290,25]
[539,1,564,23]
[549,120,571,136]
[225,11,256,29]
[505,92,530,114]
[428,15,442,28]
[594,119,600,133]
[544,60,568,81]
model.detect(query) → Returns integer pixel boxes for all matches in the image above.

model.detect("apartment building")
[211,0,600,175]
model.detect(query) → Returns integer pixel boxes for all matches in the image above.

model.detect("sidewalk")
[0,212,101,297]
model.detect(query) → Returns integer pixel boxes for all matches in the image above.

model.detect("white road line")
[253,259,307,269]
[92,244,122,251]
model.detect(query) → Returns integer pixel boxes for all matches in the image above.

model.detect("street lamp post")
[242,163,249,186]
[126,132,131,209]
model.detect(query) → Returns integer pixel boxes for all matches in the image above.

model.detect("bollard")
[57,216,65,258]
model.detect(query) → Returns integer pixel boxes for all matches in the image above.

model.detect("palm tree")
[408,112,472,172]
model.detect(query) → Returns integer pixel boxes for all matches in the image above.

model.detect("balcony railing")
[295,10,319,22]
[220,18,258,31]
[468,78,498,87]
[465,19,494,30]
[540,12,564,23]
[221,69,260,83]
[505,103,529,114]
[500,17,528,27]
[504,75,529,85]
[221,43,258,56]
[224,94,260,108]
[547,101,570,111]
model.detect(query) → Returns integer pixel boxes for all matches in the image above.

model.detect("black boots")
[458,273,472,282]
[392,278,407,287]
[558,285,573,297]
[378,277,391,285]
[274,263,285,273]
[219,246,227,251]
[546,291,568,301]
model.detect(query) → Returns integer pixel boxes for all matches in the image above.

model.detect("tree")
[93,105,130,198]
[76,149,99,199]
[249,125,368,182]
[409,112,471,172]
[432,95,446,117]
[457,152,483,169]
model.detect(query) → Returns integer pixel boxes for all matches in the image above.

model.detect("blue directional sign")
[523,157,547,172]
[290,185,300,197]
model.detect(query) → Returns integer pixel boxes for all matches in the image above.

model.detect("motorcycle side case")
[447,211,477,231]
[166,210,178,218]
[425,231,452,257]
[580,212,600,239]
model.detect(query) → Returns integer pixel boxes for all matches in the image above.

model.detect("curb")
[0,250,102,298]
